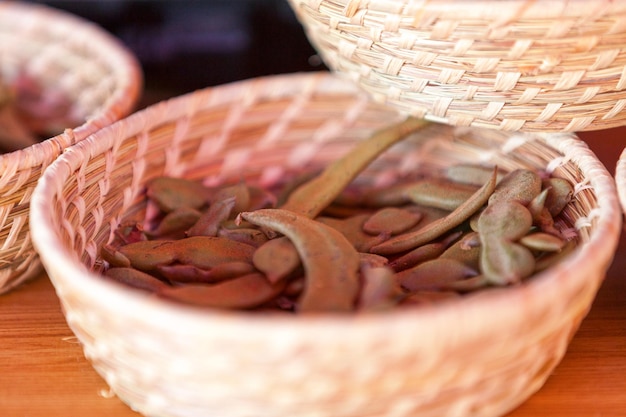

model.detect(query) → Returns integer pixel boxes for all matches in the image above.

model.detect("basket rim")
[0,1,143,171]
[30,72,622,340]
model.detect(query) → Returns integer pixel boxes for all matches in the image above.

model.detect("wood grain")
[0,128,624,417]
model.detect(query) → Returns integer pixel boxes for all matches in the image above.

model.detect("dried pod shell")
[542,177,574,216]
[477,200,533,242]
[240,208,361,313]
[480,241,536,285]
[174,236,256,269]
[358,266,403,311]
[371,168,497,255]
[186,196,236,237]
[397,258,478,293]
[159,273,286,309]
[388,241,447,272]
[446,164,504,186]
[146,206,201,238]
[118,240,179,271]
[100,244,131,268]
[519,232,566,252]
[488,169,542,206]
[440,232,481,270]
[210,182,251,216]
[252,236,302,284]
[105,267,169,293]
[146,176,209,212]
[362,207,423,236]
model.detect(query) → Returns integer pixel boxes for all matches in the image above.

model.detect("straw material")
[0,2,142,293]
[616,148,626,219]
[287,0,626,132]
[30,72,621,417]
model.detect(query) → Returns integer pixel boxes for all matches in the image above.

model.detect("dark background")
[27,0,328,106]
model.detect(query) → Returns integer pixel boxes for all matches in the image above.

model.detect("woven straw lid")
[0,2,142,293]
[30,72,621,417]
[287,0,626,132]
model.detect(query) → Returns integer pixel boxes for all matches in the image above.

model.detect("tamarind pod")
[118,240,179,271]
[396,258,479,293]
[145,206,201,238]
[480,241,536,285]
[100,244,131,268]
[280,116,429,218]
[519,232,566,252]
[488,169,542,206]
[186,196,236,237]
[439,232,481,270]
[320,203,375,219]
[105,267,170,292]
[542,177,574,216]
[404,180,479,211]
[157,261,255,284]
[362,207,423,236]
[146,176,210,212]
[527,188,549,220]
[159,273,286,309]
[358,252,390,269]
[442,275,489,293]
[217,227,269,247]
[239,208,361,313]
[370,168,497,255]
[534,239,577,273]
[252,236,302,284]
[445,164,504,186]
[387,242,447,272]
[210,182,251,216]
[247,185,278,211]
[534,206,564,238]
[353,179,478,211]
[477,200,533,242]
[400,290,461,306]
[173,236,256,269]
[358,266,404,311]
[317,214,389,253]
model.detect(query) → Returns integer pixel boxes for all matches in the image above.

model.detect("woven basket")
[616,148,626,219]
[286,0,626,133]
[30,72,621,417]
[0,2,142,293]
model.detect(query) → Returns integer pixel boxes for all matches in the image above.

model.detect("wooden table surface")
[0,127,625,417]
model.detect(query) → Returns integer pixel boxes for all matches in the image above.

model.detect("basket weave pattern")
[287,0,626,132]
[30,73,621,417]
[0,2,142,293]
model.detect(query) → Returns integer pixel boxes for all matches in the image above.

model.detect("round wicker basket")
[286,0,626,133]
[0,2,142,293]
[30,72,621,417]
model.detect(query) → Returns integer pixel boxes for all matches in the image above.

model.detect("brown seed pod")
[396,258,478,293]
[252,236,302,284]
[146,176,210,212]
[239,208,361,313]
[370,168,497,255]
[105,267,170,293]
[362,207,423,236]
[159,273,286,309]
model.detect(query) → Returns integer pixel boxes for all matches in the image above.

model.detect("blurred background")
[25,0,328,107]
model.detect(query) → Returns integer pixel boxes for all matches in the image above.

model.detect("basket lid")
[287,0,626,133]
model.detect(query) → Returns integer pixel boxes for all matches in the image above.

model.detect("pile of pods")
[101,118,576,313]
